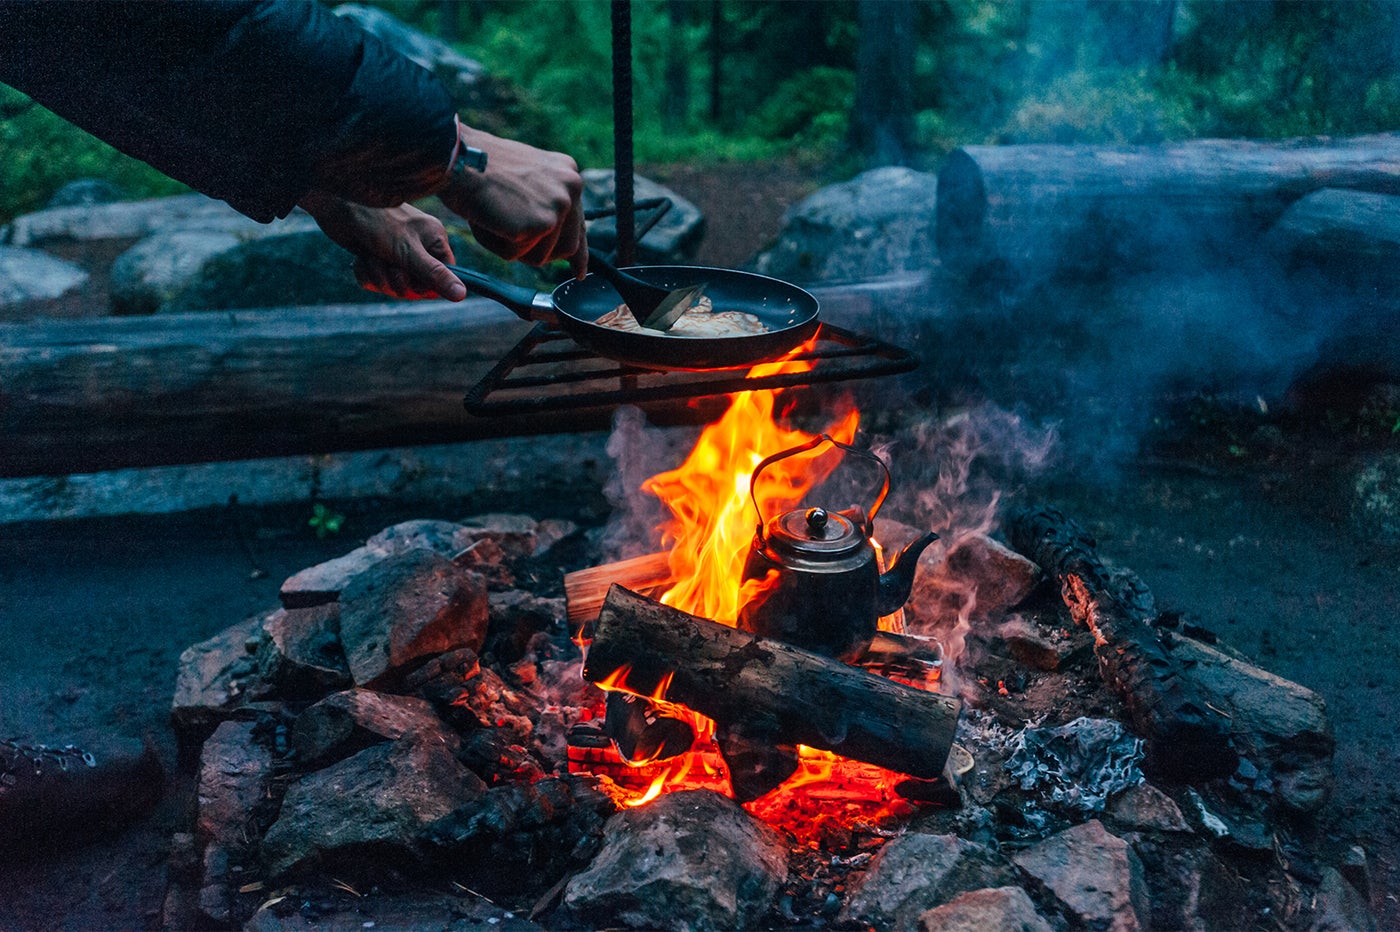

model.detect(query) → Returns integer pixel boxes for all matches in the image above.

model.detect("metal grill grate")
[464,323,919,416]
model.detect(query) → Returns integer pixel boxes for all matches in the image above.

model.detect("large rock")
[752,166,938,283]
[1,192,276,245]
[563,790,788,932]
[279,519,471,609]
[0,246,88,304]
[261,731,485,879]
[1348,451,1400,544]
[290,688,455,768]
[1011,820,1149,932]
[840,832,1018,930]
[253,605,350,699]
[918,886,1054,932]
[171,613,276,739]
[337,548,490,688]
[582,170,706,264]
[160,231,372,312]
[195,721,274,925]
[109,229,257,315]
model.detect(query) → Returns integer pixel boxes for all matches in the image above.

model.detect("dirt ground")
[1,163,1397,929]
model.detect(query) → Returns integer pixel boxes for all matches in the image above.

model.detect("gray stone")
[913,532,1041,627]
[1107,782,1191,834]
[1,193,296,246]
[996,615,1073,671]
[0,246,88,304]
[366,519,467,557]
[254,605,350,699]
[261,731,485,879]
[338,548,489,688]
[171,613,274,737]
[1310,866,1378,931]
[752,166,939,283]
[280,520,470,610]
[279,545,385,609]
[45,178,128,208]
[840,832,1018,930]
[563,789,787,932]
[918,886,1054,932]
[290,688,456,768]
[459,512,540,553]
[1012,820,1149,932]
[160,231,370,312]
[109,229,248,314]
[195,720,273,925]
[582,169,706,264]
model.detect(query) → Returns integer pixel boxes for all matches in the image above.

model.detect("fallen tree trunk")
[935,134,1400,282]
[0,278,928,478]
[583,585,961,780]
[1007,506,1238,782]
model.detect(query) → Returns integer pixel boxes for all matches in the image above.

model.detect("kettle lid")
[766,507,866,560]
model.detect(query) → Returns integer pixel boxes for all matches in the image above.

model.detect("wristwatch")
[452,142,488,175]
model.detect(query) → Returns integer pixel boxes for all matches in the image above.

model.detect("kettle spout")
[876,531,939,616]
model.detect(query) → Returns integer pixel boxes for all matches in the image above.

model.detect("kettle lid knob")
[805,507,828,531]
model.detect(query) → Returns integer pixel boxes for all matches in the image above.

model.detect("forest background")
[3,0,1400,226]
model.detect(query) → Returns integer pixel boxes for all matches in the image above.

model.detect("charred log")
[583,585,961,783]
[1007,507,1237,782]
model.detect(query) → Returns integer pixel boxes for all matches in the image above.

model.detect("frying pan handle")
[447,265,558,324]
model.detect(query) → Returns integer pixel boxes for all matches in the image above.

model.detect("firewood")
[583,585,962,781]
[1007,507,1238,781]
[563,552,672,631]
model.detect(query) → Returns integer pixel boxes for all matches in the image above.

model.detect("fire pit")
[164,382,1356,931]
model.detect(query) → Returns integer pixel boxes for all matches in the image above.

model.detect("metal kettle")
[737,434,938,662]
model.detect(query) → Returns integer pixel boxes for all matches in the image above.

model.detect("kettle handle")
[749,433,891,537]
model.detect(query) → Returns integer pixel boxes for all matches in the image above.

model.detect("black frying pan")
[448,263,820,371]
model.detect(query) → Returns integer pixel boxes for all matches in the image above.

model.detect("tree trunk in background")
[708,0,723,124]
[851,0,916,167]
[663,0,690,132]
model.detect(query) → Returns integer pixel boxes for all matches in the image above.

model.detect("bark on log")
[0,300,539,477]
[583,585,961,780]
[936,134,1400,281]
[0,278,928,478]
[1007,506,1238,782]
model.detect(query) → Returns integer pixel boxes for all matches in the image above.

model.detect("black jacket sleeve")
[0,0,458,221]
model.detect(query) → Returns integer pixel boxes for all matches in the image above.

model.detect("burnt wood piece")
[1008,507,1237,781]
[583,585,962,781]
[936,134,1400,281]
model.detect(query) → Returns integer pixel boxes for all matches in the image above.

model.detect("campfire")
[166,365,1348,931]
[562,352,960,820]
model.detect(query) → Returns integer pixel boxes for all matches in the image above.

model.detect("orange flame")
[644,353,858,623]
[586,346,933,825]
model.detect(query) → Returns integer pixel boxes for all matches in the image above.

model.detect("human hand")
[437,126,589,279]
[299,192,467,301]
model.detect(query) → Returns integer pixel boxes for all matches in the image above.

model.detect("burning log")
[1007,507,1237,782]
[582,585,961,782]
[936,134,1400,281]
[563,551,672,631]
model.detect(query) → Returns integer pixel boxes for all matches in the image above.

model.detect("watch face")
[456,146,488,174]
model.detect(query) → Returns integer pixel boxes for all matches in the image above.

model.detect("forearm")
[0,0,457,221]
